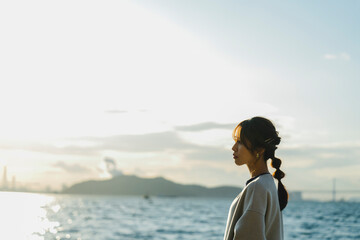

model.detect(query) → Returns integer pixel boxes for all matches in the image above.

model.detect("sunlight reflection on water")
[0,191,59,240]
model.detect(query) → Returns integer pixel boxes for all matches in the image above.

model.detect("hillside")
[63,175,242,197]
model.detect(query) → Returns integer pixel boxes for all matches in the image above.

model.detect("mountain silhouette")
[63,174,242,197]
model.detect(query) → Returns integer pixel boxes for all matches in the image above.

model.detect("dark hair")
[232,116,288,211]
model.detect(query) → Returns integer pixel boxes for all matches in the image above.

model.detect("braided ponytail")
[271,156,288,211]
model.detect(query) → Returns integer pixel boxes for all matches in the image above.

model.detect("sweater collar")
[246,172,270,186]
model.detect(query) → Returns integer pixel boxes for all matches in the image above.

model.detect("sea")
[0,192,359,240]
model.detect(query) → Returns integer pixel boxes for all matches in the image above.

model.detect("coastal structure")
[288,191,303,201]
[2,166,8,190]
[333,178,336,202]
[1,166,16,191]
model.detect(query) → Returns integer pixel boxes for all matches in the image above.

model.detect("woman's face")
[232,140,255,166]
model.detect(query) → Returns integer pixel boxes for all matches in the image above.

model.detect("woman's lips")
[233,154,238,159]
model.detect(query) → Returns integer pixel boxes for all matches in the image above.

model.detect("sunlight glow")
[0,192,59,240]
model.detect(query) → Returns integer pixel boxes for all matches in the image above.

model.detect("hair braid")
[271,156,288,211]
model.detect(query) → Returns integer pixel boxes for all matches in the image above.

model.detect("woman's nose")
[232,143,237,151]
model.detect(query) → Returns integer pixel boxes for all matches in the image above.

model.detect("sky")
[0,0,359,200]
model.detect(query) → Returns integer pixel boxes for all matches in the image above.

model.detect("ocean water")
[0,192,359,240]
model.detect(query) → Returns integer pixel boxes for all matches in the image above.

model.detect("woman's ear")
[256,147,265,156]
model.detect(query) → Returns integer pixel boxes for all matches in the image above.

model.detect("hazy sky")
[0,0,359,198]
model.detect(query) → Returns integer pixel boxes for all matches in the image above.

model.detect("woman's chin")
[234,159,244,166]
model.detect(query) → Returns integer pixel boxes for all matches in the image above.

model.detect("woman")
[223,116,288,240]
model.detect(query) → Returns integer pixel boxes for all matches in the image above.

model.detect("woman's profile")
[223,116,288,240]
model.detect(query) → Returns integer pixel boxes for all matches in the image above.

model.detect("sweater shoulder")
[246,174,274,194]
[238,175,275,215]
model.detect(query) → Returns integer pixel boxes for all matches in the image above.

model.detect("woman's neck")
[247,159,270,178]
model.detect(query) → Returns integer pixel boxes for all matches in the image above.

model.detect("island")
[63,174,242,198]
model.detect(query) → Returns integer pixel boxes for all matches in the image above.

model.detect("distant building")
[11,176,16,191]
[45,185,52,193]
[2,166,8,190]
[289,191,303,201]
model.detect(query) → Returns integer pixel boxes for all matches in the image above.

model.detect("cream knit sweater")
[223,174,283,240]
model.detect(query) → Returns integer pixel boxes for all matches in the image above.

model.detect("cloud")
[175,122,236,131]
[279,143,360,168]
[0,140,101,156]
[323,52,351,61]
[105,110,128,114]
[104,157,123,177]
[0,131,195,155]
[84,131,195,152]
[2,130,359,173]
[80,132,232,162]
[183,146,231,162]
[324,54,337,60]
[53,161,92,173]
[339,53,351,60]
[312,164,360,180]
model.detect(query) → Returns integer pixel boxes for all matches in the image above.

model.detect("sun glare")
[0,192,59,240]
